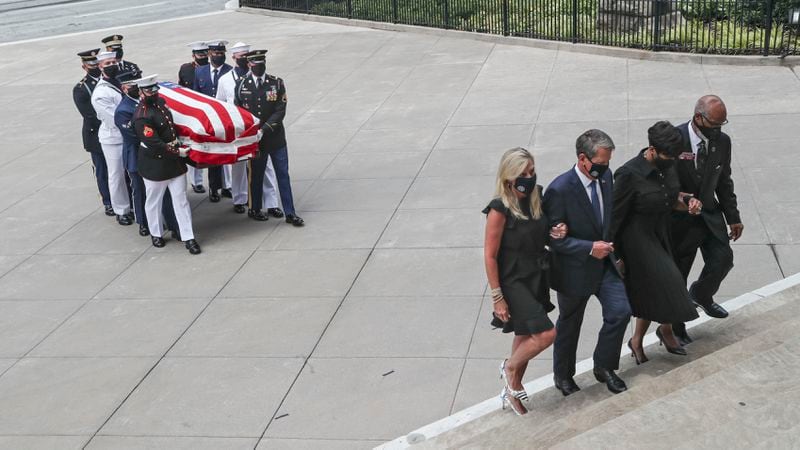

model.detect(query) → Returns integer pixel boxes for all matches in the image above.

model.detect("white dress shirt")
[574,164,604,221]
[687,122,708,169]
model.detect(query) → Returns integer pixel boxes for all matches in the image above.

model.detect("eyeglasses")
[700,112,728,127]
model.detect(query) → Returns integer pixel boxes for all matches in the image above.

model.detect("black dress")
[483,192,555,335]
[611,151,699,324]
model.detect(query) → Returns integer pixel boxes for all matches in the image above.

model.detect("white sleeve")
[91,86,117,124]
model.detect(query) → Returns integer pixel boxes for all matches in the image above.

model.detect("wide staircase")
[415,282,800,449]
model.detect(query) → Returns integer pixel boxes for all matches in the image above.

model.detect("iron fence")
[240,0,800,55]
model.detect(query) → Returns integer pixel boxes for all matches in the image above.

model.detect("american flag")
[158,81,261,166]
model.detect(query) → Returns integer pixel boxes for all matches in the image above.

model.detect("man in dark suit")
[543,129,631,396]
[193,39,232,203]
[671,95,743,344]
[72,48,113,216]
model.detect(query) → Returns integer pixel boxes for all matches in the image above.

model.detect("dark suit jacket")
[114,95,140,172]
[673,121,740,242]
[543,166,616,298]
[193,63,231,97]
[72,75,102,153]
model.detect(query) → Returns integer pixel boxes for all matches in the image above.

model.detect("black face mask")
[126,86,140,99]
[236,57,249,70]
[583,156,609,179]
[210,55,225,66]
[144,93,159,105]
[195,57,209,66]
[250,64,266,77]
[102,65,119,79]
[654,156,675,171]
[696,122,722,141]
[115,48,124,60]
[88,67,102,78]
[513,175,537,196]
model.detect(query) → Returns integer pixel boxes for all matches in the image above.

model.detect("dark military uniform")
[178,61,197,88]
[133,97,186,181]
[235,73,296,216]
[118,60,142,78]
[72,73,112,208]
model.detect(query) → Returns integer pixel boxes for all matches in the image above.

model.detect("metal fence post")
[347,0,352,18]
[392,0,398,23]
[306,0,310,13]
[502,0,509,36]
[653,0,662,50]
[572,0,578,43]
[443,0,450,29]
[763,0,776,56]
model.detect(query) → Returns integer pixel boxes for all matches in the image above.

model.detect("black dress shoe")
[285,214,304,227]
[593,367,627,394]
[233,204,246,214]
[221,188,232,198]
[209,191,221,203]
[656,327,688,356]
[674,328,693,346]
[151,236,166,248]
[185,239,201,254]
[104,205,115,216]
[554,377,581,396]
[138,224,150,237]
[267,207,284,218]
[693,300,729,319]
[192,184,206,194]
[117,214,133,226]
[248,209,269,221]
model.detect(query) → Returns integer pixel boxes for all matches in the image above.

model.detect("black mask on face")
[126,86,140,99]
[654,156,675,171]
[195,57,209,66]
[236,57,249,70]
[88,67,102,78]
[694,115,723,141]
[102,64,119,79]
[513,175,537,196]
[144,93,159,105]
[583,155,609,179]
[210,54,225,66]
[250,64,266,77]
[115,48,124,60]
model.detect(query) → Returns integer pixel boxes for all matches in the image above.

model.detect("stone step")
[555,331,800,449]
[418,284,800,449]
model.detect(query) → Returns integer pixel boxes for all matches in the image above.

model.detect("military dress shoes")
[151,236,166,248]
[554,377,581,396]
[248,209,269,221]
[104,205,115,216]
[192,184,206,194]
[220,188,232,198]
[185,239,202,254]
[593,367,627,394]
[694,300,729,319]
[138,224,150,237]
[285,214,305,227]
[117,214,133,226]
[267,207,284,218]
[233,204,246,214]
[209,191,221,203]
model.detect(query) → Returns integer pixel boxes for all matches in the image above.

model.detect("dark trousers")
[161,188,179,234]
[208,166,223,193]
[672,217,734,305]
[128,171,147,226]
[553,265,631,378]
[269,145,296,216]
[246,155,268,211]
[90,151,111,207]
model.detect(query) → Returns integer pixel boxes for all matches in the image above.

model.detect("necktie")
[696,140,707,172]
[212,69,219,89]
[256,77,262,90]
[590,180,602,225]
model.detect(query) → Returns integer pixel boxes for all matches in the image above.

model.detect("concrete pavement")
[0,8,797,449]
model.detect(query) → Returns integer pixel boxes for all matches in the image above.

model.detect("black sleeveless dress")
[483,193,555,335]
[611,152,700,324]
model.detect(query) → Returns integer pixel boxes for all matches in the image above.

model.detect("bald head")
[694,95,727,125]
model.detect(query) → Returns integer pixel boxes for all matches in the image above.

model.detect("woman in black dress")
[483,147,566,415]
[611,121,703,363]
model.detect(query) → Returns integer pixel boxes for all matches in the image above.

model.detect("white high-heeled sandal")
[500,387,527,416]
[499,359,528,401]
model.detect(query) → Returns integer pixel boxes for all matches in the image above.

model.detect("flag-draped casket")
[158,81,261,166]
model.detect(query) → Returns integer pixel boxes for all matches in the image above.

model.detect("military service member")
[101,34,142,78]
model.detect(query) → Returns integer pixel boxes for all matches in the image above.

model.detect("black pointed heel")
[656,327,687,356]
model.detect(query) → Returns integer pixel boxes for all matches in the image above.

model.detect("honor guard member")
[193,39,232,203]
[73,48,113,216]
[132,75,201,255]
[216,41,282,216]
[114,72,149,236]
[178,41,208,88]
[670,95,743,345]
[101,34,141,78]
[235,49,304,226]
[91,51,133,225]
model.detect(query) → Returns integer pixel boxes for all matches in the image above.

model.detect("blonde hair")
[494,147,543,220]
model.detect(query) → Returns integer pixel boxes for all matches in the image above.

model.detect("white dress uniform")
[91,76,131,216]
[216,63,280,208]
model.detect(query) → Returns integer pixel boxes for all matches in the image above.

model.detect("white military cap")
[229,41,251,54]
[206,40,229,50]
[187,41,208,52]
[134,74,159,88]
[96,51,117,62]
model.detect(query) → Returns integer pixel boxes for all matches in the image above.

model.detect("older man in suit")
[671,95,743,345]
[543,129,632,396]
